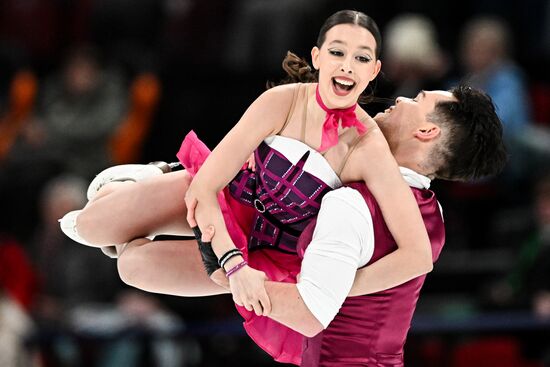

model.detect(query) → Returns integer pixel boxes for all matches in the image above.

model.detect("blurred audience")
[18,44,128,178]
[459,16,532,138]
[436,16,539,252]
[0,2,548,366]
[70,289,199,367]
[383,14,449,98]
[488,174,550,312]
[0,0,63,71]
[28,174,120,366]
[29,174,198,366]
[455,16,539,185]
[0,234,39,367]
[160,0,232,69]
[109,72,161,165]
[223,0,323,72]
[29,175,121,314]
[524,175,550,319]
[484,173,550,365]
[0,44,128,242]
[0,69,37,161]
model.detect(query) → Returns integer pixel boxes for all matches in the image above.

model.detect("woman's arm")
[184,84,296,314]
[342,127,433,297]
[186,85,294,251]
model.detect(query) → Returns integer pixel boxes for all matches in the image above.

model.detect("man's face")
[374,90,456,146]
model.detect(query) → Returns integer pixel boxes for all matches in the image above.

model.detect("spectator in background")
[30,175,193,367]
[457,16,533,184]
[0,234,39,367]
[0,44,128,240]
[488,174,550,309]
[383,14,449,98]
[436,16,536,251]
[525,174,550,319]
[28,174,120,366]
[30,175,122,313]
[20,45,128,179]
[459,16,532,138]
[486,173,550,365]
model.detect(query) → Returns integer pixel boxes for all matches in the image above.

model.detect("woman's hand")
[185,188,199,228]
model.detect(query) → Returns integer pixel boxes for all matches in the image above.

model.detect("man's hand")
[244,153,256,171]
[229,265,271,316]
[200,223,271,316]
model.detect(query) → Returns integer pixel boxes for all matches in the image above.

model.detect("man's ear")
[414,125,441,141]
[371,60,382,81]
[311,46,320,70]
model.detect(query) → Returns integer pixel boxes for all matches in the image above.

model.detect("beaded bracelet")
[218,249,243,269]
[225,260,248,278]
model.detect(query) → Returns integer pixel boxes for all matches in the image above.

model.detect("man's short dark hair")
[429,85,507,181]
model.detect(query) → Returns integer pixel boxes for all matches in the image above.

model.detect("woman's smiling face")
[312,23,381,109]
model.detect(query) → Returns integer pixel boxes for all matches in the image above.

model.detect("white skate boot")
[86,161,176,201]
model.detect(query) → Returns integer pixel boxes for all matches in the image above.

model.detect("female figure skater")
[61,10,433,364]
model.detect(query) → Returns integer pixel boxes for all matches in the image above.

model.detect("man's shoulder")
[342,182,440,217]
[326,186,363,200]
[341,182,375,204]
[323,186,371,218]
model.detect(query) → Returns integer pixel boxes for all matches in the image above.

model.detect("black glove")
[191,226,220,276]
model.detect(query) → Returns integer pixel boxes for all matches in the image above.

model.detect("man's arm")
[264,281,322,337]
[263,188,374,337]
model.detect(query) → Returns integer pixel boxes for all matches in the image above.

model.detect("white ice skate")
[86,162,175,201]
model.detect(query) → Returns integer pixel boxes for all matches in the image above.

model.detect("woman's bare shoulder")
[356,125,389,152]
[264,83,301,98]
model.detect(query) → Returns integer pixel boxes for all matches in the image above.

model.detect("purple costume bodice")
[228,136,340,254]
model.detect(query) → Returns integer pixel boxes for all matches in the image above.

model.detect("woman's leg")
[77,170,194,246]
[117,237,229,297]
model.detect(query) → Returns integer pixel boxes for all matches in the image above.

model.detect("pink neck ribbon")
[315,85,367,151]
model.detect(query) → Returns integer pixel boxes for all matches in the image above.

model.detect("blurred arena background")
[0,0,549,366]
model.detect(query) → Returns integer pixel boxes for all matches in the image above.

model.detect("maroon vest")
[298,182,445,367]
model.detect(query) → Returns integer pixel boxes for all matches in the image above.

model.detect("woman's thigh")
[118,238,229,297]
[78,170,194,245]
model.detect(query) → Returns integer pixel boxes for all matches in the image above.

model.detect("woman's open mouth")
[332,77,356,96]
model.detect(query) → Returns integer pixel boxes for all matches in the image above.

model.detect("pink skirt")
[177,131,304,365]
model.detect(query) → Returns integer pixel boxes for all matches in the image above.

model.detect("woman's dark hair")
[316,10,381,59]
[267,10,382,104]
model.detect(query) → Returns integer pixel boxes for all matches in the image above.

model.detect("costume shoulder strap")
[300,84,309,142]
[276,83,300,135]
[336,129,366,177]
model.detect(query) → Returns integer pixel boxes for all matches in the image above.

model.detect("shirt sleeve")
[296,187,374,328]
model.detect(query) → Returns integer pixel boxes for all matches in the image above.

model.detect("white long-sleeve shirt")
[296,168,432,327]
